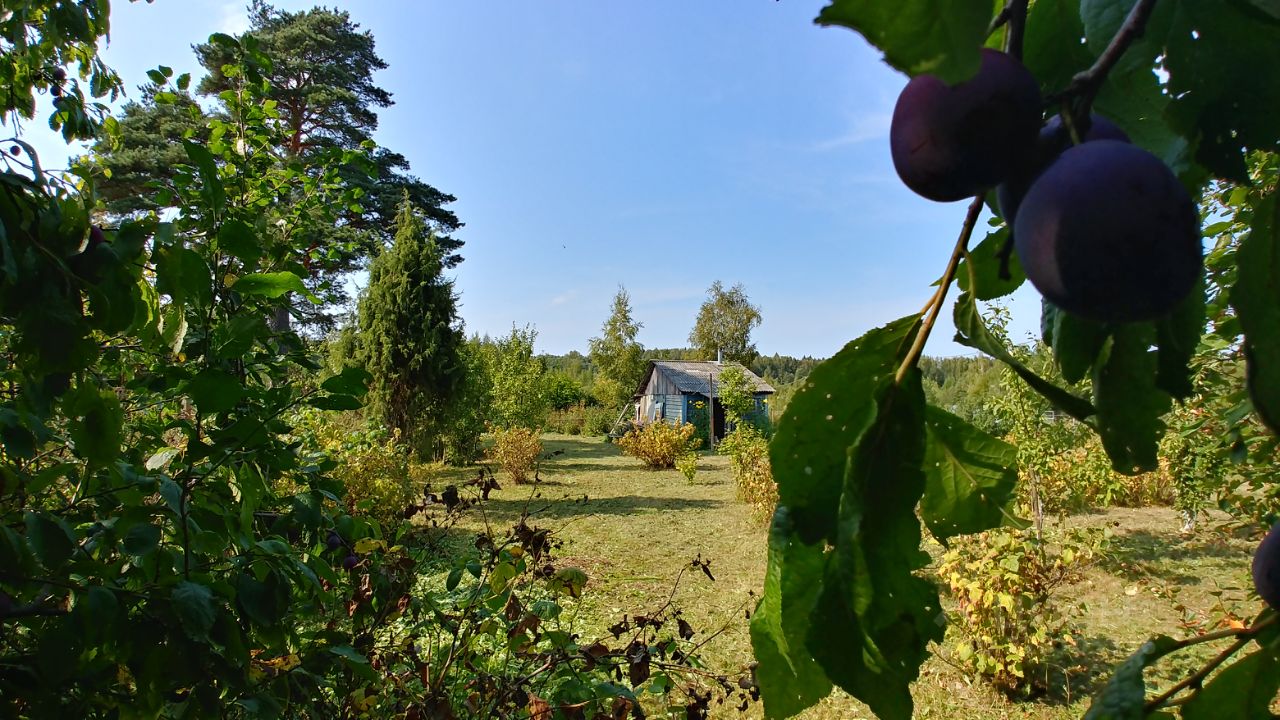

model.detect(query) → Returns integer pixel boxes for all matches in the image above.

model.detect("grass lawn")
[431,434,1259,719]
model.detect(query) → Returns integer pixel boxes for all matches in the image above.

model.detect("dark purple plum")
[342,553,359,571]
[998,113,1130,223]
[1253,522,1280,610]
[890,49,1042,202]
[1014,140,1201,323]
[326,530,342,551]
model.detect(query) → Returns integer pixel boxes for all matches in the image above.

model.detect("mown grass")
[424,434,1259,719]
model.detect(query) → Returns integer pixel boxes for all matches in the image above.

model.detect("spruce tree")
[356,193,465,458]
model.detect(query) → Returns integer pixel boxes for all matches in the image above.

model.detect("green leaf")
[183,141,226,216]
[236,570,288,627]
[769,314,919,542]
[954,292,1096,421]
[1181,643,1280,720]
[815,0,995,83]
[1023,0,1094,93]
[183,368,244,414]
[806,371,942,720]
[24,512,76,568]
[172,581,216,641]
[1084,636,1179,720]
[956,227,1024,301]
[232,272,321,303]
[921,404,1019,541]
[749,508,833,718]
[176,73,191,91]
[1044,302,1109,385]
[154,245,212,309]
[1092,324,1172,474]
[122,523,161,557]
[65,384,123,467]
[215,219,261,264]
[1232,192,1280,434]
[1155,277,1206,400]
[321,366,372,397]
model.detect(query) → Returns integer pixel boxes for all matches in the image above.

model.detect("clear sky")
[17,0,1042,358]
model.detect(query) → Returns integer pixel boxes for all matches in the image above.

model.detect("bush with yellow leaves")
[491,426,543,483]
[718,424,776,522]
[289,408,417,527]
[616,421,701,469]
[938,525,1106,695]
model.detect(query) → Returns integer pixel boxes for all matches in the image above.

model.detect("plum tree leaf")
[320,366,372,397]
[953,292,1096,420]
[956,227,1025,301]
[921,404,1019,541]
[1023,0,1094,93]
[1232,192,1280,434]
[815,0,994,83]
[806,371,942,720]
[749,508,832,719]
[1043,302,1109,385]
[1092,324,1172,474]
[768,314,919,542]
[1154,277,1206,400]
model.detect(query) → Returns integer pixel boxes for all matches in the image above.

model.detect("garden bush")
[616,421,701,469]
[492,426,543,483]
[719,424,777,521]
[676,452,700,483]
[938,525,1107,695]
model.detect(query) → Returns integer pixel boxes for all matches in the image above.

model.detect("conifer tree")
[356,193,465,458]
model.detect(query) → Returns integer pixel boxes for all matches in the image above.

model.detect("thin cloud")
[550,290,579,306]
[811,111,892,151]
[217,1,251,35]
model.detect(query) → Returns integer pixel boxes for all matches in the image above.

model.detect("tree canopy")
[588,286,646,408]
[689,281,762,365]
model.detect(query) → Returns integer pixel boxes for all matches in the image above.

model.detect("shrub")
[720,424,777,521]
[291,408,417,528]
[676,452,699,483]
[492,426,543,483]
[939,525,1107,695]
[617,421,701,469]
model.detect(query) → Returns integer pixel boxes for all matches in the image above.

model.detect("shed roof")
[632,360,776,399]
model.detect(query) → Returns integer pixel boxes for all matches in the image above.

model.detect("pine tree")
[356,193,465,459]
[588,286,646,408]
[89,3,462,332]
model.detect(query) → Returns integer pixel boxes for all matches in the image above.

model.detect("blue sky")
[18,1,1041,358]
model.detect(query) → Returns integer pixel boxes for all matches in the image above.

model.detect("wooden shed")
[631,360,775,440]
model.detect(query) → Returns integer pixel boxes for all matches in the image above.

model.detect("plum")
[998,113,1130,223]
[1014,140,1201,323]
[1253,522,1280,610]
[890,49,1042,202]
[342,553,359,571]
[325,529,342,551]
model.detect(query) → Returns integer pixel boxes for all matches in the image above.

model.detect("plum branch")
[1143,610,1277,713]
[1005,0,1029,60]
[895,194,985,385]
[1050,0,1159,111]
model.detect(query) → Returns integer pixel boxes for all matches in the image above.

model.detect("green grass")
[428,434,1259,719]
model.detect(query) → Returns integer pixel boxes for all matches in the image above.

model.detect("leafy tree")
[481,326,548,430]
[354,193,465,459]
[718,364,757,423]
[588,286,646,408]
[689,281,762,365]
[543,372,587,410]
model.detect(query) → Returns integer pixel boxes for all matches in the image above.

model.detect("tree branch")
[1006,0,1030,60]
[1144,611,1278,712]
[1050,0,1159,108]
[895,195,985,385]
